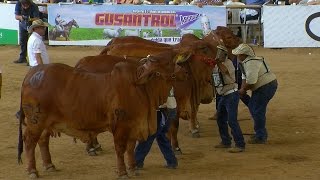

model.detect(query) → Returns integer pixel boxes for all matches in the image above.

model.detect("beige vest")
[212,59,238,95]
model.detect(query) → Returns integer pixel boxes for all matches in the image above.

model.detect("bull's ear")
[138,56,149,65]
[135,66,153,85]
[175,52,192,64]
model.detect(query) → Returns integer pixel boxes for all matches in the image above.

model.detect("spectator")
[135,88,178,169]
[212,45,245,153]
[14,0,40,64]
[232,43,278,144]
[191,0,224,6]
[292,0,320,4]
[306,0,320,4]
[239,0,265,22]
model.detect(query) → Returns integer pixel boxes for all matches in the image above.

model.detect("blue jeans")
[216,92,245,148]
[135,109,177,167]
[19,25,29,61]
[248,80,278,140]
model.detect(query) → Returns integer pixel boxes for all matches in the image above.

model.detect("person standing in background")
[240,0,266,22]
[27,19,50,67]
[15,19,50,120]
[14,0,40,64]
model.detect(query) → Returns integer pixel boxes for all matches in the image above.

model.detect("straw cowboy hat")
[232,43,256,57]
[28,19,49,33]
[217,45,228,52]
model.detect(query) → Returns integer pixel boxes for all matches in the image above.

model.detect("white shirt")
[27,32,50,67]
[159,87,177,109]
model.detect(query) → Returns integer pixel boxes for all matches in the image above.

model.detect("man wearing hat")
[14,0,40,64]
[232,43,278,144]
[212,45,246,153]
[15,19,50,121]
[27,19,50,67]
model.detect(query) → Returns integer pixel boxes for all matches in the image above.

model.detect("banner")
[264,5,320,48]
[0,4,19,45]
[48,4,226,46]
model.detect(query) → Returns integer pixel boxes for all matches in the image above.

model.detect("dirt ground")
[0,45,320,180]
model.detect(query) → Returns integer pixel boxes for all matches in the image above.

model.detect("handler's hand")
[239,88,247,98]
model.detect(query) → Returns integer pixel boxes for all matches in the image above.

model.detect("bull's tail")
[17,101,25,164]
[106,38,114,47]
[100,45,112,55]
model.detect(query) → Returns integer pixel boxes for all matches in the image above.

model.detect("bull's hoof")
[190,129,200,138]
[191,130,200,138]
[192,132,200,138]
[174,147,182,155]
[128,169,140,176]
[117,174,129,179]
[28,171,39,179]
[44,164,56,172]
[87,148,97,156]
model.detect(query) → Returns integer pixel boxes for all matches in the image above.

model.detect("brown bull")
[100,28,241,154]
[17,51,186,178]
[203,26,241,61]
[106,35,171,48]
[100,35,217,153]
[170,26,241,153]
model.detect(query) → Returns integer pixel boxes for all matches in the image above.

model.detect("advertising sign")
[264,5,320,48]
[0,4,19,45]
[48,4,226,46]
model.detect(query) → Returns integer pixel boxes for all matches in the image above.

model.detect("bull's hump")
[29,70,45,88]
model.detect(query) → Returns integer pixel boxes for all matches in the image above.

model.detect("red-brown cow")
[17,51,187,178]
[99,27,240,154]
[100,35,216,151]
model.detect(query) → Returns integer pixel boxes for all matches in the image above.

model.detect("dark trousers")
[19,26,29,61]
[248,80,278,140]
[135,109,177,167]
[216,92,245,148]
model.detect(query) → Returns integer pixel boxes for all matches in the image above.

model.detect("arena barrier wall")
[0,3,19,45]
[263,5,320,48]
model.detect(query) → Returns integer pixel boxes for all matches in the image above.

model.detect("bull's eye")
[156,72,161,76]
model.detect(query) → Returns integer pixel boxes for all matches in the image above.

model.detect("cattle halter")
[192,55,217,68]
